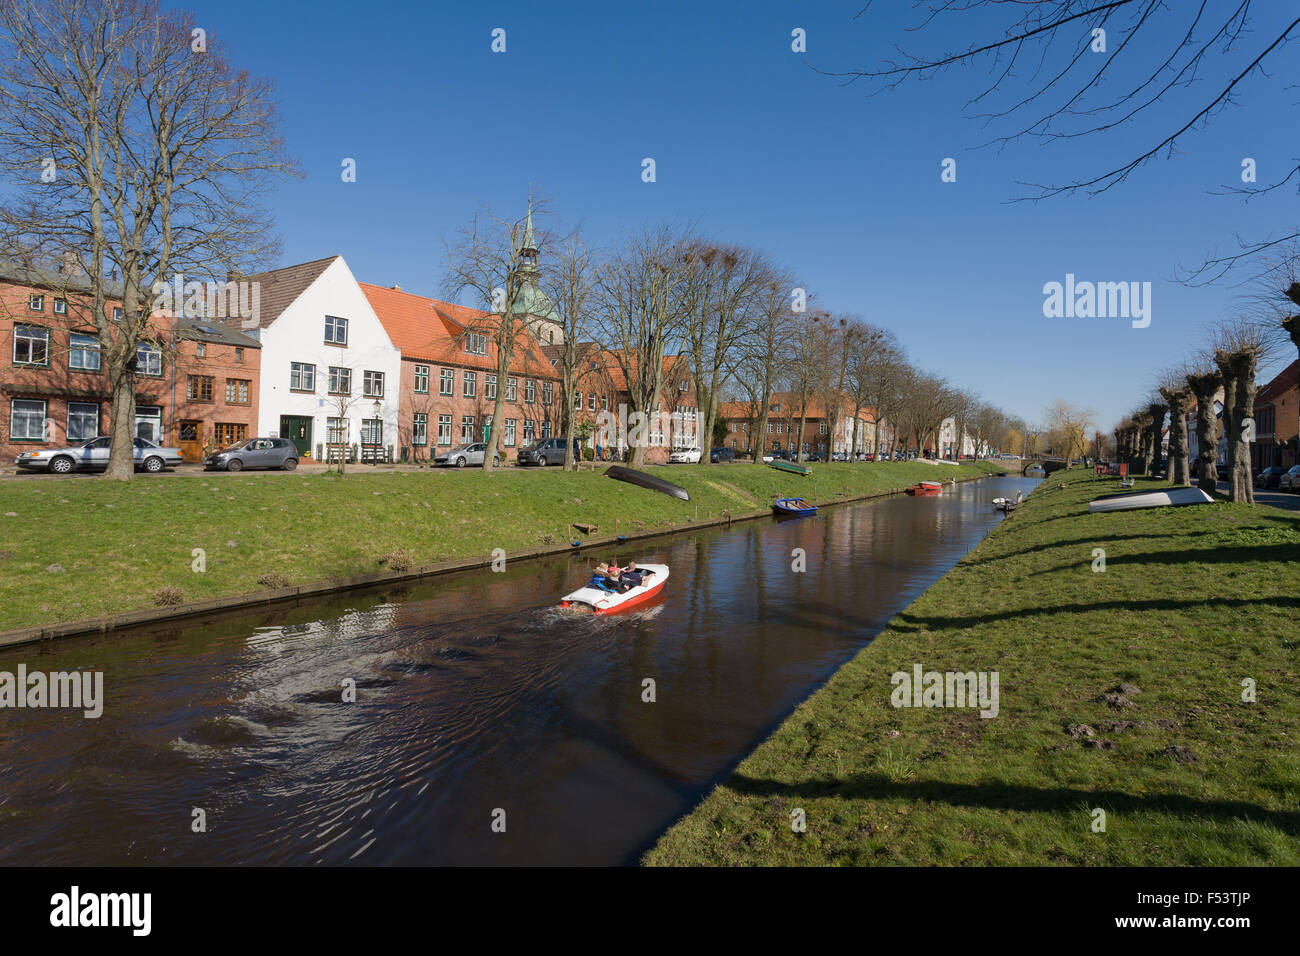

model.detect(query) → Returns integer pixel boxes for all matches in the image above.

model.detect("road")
[1218,481,1300,512]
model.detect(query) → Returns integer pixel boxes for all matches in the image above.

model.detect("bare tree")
[596,224,692,468]
[0,0,293,479]
[734,274,798,462]
[446,197,548,474]
[1047,400,1095,466]
[1212,318,1273,502]
[1157,368,1194,485]
[540,227,599,470]
[1184,359,1224,495]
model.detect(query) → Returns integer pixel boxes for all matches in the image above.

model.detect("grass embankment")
[646,469,1300,866]
[0,460,998,631]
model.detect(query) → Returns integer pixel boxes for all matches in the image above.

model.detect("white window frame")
[290,362,316,391]
[11,398,48,441]
[324,315,348,345]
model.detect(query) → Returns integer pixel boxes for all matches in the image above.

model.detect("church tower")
[513,199,563,345]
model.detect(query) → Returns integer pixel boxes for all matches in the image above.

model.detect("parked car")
[1216,462,1230,481]
[435,442,501,468]
[806,451,826,462]
[1279,465,1300,492]
[831,451,849,462]
[1255,465,1287,489]
[516,437,580,466]
[668,447,702,464]
[15,436,182,474]
[710,447,735,463]
[770,449,793,461]
[205,437,298,471]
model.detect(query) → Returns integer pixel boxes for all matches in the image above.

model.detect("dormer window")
[324,315,348,345]
[464,332,487,355]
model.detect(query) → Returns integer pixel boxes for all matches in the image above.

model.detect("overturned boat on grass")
[1088,486,1214,514]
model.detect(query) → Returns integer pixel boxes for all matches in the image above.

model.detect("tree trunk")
[1215,349,1258,503]
[1159,388,1191,485]
[104,366,136,481]
[1186,372,1222,495]
[1144,403,1166,476]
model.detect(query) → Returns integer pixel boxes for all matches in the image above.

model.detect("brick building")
[718,392,876,458]
[360,283,560,460]
[1252,359,1299,472]
[1,263,260,464]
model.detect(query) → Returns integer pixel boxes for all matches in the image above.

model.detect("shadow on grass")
[892,594,1300,631]
[1023,542,1300,578]
[723,772,1300,832]
[960,531,1194,568]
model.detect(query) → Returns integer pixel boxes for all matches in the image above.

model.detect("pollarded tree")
[1212,318,1275,503]
[1184,359,1223,495]
[1157,369,1194,486]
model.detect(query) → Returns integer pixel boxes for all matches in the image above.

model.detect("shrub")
[153,586,184,607]
[379,549,414,572]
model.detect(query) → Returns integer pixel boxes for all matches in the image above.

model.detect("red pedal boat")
[558,563,670,614]
[905,481,944,496]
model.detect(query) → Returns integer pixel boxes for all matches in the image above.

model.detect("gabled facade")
[718,393,876,457]
[241,256,402,462]
[360,282,560,460]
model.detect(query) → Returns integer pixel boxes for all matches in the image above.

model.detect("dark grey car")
[517,437,582,466]
[205,437,298,471]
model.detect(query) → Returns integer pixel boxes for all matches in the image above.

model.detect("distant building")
[1252,359,1299,472]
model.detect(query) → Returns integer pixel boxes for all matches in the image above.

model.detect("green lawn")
[644,469,1300,866]
[0,460,998,631]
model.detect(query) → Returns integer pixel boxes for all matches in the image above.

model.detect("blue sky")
[199,0,1299,429]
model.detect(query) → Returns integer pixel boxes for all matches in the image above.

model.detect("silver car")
[15,436,183,474]
[434,442,500,468]
[206,437,298,471]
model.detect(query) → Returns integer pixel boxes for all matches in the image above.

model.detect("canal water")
[0,475,1036,865]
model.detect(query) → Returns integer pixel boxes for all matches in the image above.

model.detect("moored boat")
[905,481,943,496]
[773,497,817,517]
[1088,487,1214,513]
[558,563,670,614]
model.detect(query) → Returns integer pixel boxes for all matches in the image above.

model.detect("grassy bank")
[0,460,997,631]
[645,469,1300,866]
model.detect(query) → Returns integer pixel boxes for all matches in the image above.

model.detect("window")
[214,423,248,446]
[226,379,251,405]
[523,420,535,442]
[363,370,384,398]
[437,414,452,445]
[506,377,517,401]
[28,294,43,312]
[13,325,48,365]
[324,315,348,345]
[290,362,316,391]
[588,393,597,412]
[542,382,553,405]
[504,418,516,446]
[68,333,101,371]
[463,332,487,355]
[820,422,828,435]
[414,365,430,394]
[196,342,207,358]
[439,368,454,396]
[11,399,47,441]
[525,380,535,404]
[574,391,583,410]
[679,379,688,391]
[412,413,428,446]
[187,375,214,402]
[486,374,497,399]
[67,402,98,441]
[112,307,123,322]
[135,343,163,376]
[234,347,244,363]
[361,418,383,445]
[53,298,67,316]
[327,417,348,444]
[461,415,475,443]
[463,370,476,398]
[328,366,351,395]
[542,420,552,438]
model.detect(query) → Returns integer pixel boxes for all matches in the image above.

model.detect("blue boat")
[773,497,817,517]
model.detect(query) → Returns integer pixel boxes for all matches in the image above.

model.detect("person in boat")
[605,563,630,593]
[621,561,647,589]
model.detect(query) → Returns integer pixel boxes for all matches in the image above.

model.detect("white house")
[242,255,402,461]
[937,417,977,458]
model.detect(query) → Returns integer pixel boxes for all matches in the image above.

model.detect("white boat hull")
[559,563,670,614]
[1088,487,1213,513]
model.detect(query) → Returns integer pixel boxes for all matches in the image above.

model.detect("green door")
[280,416,312,458]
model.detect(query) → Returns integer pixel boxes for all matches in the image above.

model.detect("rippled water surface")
[0,476,1037,865]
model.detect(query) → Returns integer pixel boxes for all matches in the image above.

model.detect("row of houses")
[0,245,705,465]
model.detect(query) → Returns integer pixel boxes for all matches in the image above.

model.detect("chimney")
[58,251,86,277]
[390,284,402,291]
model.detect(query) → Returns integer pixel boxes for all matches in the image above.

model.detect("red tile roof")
[1256,359,1299,405]
[359,283,555,379]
